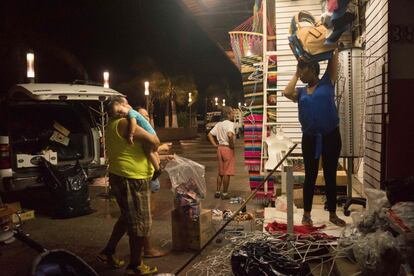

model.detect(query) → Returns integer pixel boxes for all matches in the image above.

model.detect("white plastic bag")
[275,195,297,213]
[164,155,207,198]
[364,188,390,212]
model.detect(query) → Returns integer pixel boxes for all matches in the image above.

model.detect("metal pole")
[189,105,192,128]
[100,101,109,195]
[285,165,294,234]
[347,157,353,199]
[146,95,149,112]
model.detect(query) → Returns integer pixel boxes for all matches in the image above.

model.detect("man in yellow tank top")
[98,96,160,275]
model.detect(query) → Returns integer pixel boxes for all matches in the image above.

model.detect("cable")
[174,144,298,275]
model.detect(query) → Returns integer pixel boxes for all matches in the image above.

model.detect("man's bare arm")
[207,132,218,148]
[227,132,235,149]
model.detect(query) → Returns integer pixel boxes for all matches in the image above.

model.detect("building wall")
[386,0,414,179]
[275,0,325,154]
[363,0,388,189]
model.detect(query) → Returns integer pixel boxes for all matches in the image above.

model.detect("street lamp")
[26,51,35,83]
[188,92,192,127]
[103,71,109,88]
[214,97,218,107]
[144,81,149,111]
[222,99,226,107]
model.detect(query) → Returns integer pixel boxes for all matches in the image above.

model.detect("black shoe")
[151,169,162,181]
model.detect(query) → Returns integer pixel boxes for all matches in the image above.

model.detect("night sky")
[0,0,243,109]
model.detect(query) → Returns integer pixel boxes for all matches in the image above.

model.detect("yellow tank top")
[105,118,154,179]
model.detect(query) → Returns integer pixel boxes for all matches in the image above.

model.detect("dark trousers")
[302,127,341,212]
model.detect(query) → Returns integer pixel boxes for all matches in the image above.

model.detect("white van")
[0,83,124,191]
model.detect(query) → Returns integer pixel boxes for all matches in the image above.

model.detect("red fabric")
[265,221,337,239]
[327,0,338,12]
[217,146,235,176]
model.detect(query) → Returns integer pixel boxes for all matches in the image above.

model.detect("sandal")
[302,214,313,227]
[144,249,170,258]
[97,252,125,269]
[329,214,346,227]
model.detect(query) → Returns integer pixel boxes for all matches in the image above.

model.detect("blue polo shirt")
[297,72,339,158]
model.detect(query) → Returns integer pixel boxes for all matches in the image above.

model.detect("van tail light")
[0,141,11,169]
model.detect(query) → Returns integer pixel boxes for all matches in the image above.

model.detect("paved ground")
[0,134,361,275]
[0,134,264,275]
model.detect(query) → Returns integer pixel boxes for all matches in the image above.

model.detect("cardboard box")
[171,208,214,251]
[5,202,35,224]
[293,188,327,208]
[212,214,256,233]
[16,151,57,168]
[316,170,348,186]
[12,210,35,224]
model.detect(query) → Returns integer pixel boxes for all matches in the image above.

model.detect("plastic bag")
[390,201,414,231]
[364,187,390,212]
[352,230,401,275]
[164,155,207,198]
[41,159,93,219]
[275,195,297,213]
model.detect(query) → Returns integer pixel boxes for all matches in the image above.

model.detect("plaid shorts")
[109,173,152,237]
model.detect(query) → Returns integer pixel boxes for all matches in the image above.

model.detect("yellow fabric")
[105,118,154,179]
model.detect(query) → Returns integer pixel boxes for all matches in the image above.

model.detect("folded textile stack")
[322,0,356,45]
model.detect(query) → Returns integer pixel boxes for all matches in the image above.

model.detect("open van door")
[1,83,125,191]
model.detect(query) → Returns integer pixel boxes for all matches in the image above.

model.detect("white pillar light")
[244,103,247,107]
[222,99,226,106]
[238,102,241,107]
[144,81,150,96]
[215,97,218,106]
[188,92,192,103]
[103,71,109,88]
[26,52,35,81]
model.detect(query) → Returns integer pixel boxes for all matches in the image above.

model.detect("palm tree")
[150,73,198,128]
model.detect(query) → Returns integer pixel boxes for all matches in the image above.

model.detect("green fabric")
[105,118,154,179]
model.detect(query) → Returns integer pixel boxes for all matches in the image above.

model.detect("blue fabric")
[331,0,351,20]
[298,72,339,159]
[325,25,349,45]
[150,179,160,193]
[127,109,156,135]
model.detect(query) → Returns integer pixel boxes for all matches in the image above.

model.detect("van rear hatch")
[4,83,125,190]
[9,83,123,101]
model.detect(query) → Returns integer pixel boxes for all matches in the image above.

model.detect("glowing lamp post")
[103,71,109,88]
[144,81,150,111]
[214,97,218,108]
[222,99,226,107]
[26,52,35,83]
[188,92,192,127]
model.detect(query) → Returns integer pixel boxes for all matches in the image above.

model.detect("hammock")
[229,3,276,68]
